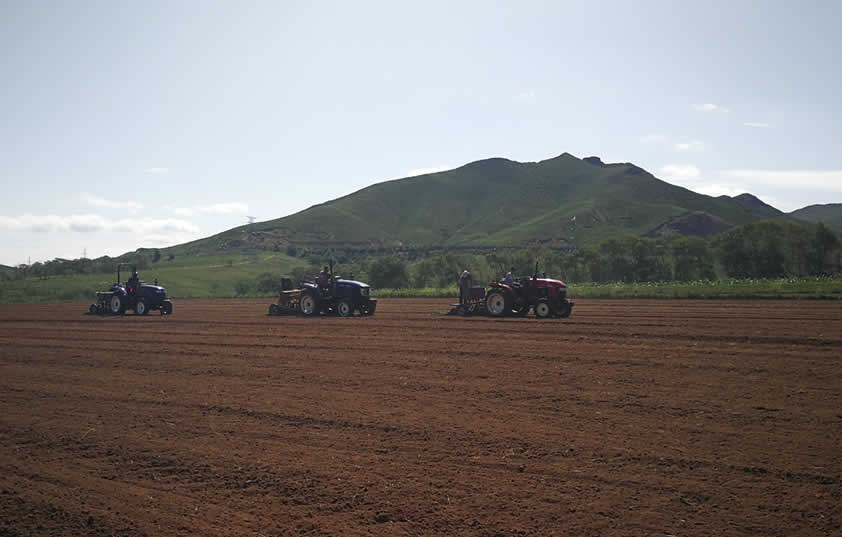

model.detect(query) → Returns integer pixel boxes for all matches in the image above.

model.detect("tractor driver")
[316,266,330,290]
[503,267,515,286]
[127,270,139,295]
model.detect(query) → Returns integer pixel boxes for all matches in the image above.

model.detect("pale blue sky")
[2,0,841,265]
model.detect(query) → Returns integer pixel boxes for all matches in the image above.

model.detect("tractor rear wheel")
[109,295,124,315]
[299,292,319,316]
[534,300,551,318]
[336,299,353,317]
[136,298,149,315]
[485,291,510,317]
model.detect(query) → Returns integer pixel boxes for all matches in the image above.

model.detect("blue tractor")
[89,263,173,316]
[268,263,376,317]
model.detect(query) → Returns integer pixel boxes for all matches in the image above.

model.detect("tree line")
[289,220,841,289]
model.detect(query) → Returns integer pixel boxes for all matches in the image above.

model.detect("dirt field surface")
[1,298,840,537]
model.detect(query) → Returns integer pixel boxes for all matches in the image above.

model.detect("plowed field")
[1,299,840,537]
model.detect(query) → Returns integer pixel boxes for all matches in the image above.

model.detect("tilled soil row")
[1,298,840,537]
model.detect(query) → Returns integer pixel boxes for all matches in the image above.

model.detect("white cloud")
[513,90,536,101]
[172,202,249,217]
[692,103,730,113]
[139,233,199,247]
[407,166,451,177]
[112,218,200,234]
[723,170,842,192]
[639,134,667,144]
[144,168,169,175]
[659,164,701,182]
[743,122,774,128]
[84,194,143,213]
[0,214,199,235]
[674,140,705,151]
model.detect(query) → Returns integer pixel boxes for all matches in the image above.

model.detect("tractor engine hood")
[535,278,567,288]
[140,284,167,294]
[336,279,370,288]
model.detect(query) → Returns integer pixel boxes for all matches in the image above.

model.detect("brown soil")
[1,298,840,536]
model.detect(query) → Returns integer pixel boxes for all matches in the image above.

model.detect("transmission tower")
[246,216,257,224]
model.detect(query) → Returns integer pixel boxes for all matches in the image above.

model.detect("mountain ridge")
[166,152,814,256]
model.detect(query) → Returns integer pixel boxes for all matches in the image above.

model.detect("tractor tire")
[109,295,125,315]
[336,299,353,317]
[160,300,173,315]
[89,304,98,314]
[485,290,510,317]
[299,292,319,316]
[359,302,375,316]
[136,298,149,315]
[555,302,572,318]
[268,304,280,316]
[534,300,551,318]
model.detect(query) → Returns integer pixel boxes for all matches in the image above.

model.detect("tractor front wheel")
[109,295,124,315]
[534,300,551,318]
[299,292,319,316]
[160,300,173,315]
[89,304,98,314]
[336,299,353,317]
[136,298,149,315]
[555,302,572,318]
[485,291,510,317]
[268,304,280,316]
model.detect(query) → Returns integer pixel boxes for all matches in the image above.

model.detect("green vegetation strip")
[375,278,842,300]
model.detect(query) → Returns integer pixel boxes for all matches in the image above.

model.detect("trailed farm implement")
[449,264,573,318]
[89,263,173,315]
[268,262,376,317]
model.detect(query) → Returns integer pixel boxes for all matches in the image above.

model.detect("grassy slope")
[0,253,307,304]
[167,153,773,255]
[790,203,842,231]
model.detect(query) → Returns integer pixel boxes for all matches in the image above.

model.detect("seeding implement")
[89,264,173,315]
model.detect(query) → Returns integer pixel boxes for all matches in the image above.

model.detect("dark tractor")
[268,262,376,317]
[485,264,573,318]
[89,263,173,316]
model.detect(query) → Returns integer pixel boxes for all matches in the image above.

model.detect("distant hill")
[169,152,791,256]
[720,193,785,219]
[790,204,842,231]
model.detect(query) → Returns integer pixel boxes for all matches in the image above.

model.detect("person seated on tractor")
[127,270,140,295]
[316,266,330,290]
[503,267,515,286]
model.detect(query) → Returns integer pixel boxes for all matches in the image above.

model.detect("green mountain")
[789,204,842,232]
[170,152,791,255]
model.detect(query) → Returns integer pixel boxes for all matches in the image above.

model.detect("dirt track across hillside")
[1,298,840,536]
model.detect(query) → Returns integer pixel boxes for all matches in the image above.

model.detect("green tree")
[255,272,278,294]
[808,222,840,275]
[368,257,409,288]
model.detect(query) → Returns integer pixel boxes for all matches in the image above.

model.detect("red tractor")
[484,265,573,318]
